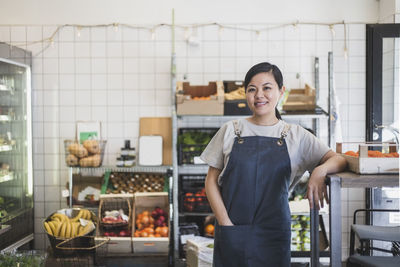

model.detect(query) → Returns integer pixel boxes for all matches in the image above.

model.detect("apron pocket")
[215,225,250,267]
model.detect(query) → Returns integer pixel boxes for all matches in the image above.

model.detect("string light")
[218,25,224,38]
[113,23,119,32]
[150,28,156,40]
[76,26,81,38]
[292,20,299,30]
[184,27,190,40]
[3,20,370,57]
[255,30,260,41]
[329,24,336,38]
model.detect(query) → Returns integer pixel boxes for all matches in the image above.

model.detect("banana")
[44,222,53,235]
[65,221,72,238]
[59,221,67,238]
[53,220,62,237]
[70,222,77,238]
[83,209,90,220]
[51,213,69,223]
[48,221,57,236]
[70,209,83,222]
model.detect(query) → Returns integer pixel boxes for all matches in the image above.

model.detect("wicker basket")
[64,139,106,167]
[43,208,98,256]
[98,196,132,231]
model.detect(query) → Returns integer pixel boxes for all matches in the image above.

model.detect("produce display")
[43,209,95,239]
[65,140,105,167]
[134,207,169,238]
[291,215,310,251]
[345,150,399,158]
[0,251,46,267]
[106,172,165,194]
[224,87,245,100]
[101,209,129,226]
[178,128,218,165]
[183,188,210,212]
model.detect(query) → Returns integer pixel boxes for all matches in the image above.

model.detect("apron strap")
[232,120,244,144]
[277,122,291,146]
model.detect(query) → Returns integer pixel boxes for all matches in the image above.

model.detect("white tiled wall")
[0,23,367,259]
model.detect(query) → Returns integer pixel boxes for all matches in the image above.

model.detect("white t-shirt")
[200,118,331,193]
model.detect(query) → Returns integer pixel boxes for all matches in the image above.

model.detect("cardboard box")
[283,83,316,111]
[337,142,399,174]
[176,81,224,115]
[139,117,172,165]
[69,174,103,207]
[132,192,169,254]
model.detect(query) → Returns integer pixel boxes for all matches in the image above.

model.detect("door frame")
[366,24,400,141]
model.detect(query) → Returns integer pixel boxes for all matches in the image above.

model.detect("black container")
[178,128,218,165]
[179,175,211,213]
[224,99,252,115]
[223,80,252,115]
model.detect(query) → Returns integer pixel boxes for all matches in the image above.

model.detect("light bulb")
[218,26,224,38]
[344,47,348,60]
[50,38,54,47]
[113,23,119,32]
[255,31,260,41]
[151,28,156,40]
[184,27,190,40]
[329,25,336,38]
[76,26,81,38]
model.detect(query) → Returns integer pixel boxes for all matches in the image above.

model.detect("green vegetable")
[206,243,214,248]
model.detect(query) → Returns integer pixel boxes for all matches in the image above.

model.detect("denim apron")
[213,120,292,267]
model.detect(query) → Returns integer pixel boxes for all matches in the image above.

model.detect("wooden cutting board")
[139,117,172,165]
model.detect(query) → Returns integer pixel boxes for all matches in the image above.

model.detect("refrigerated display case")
[0,43,34,251]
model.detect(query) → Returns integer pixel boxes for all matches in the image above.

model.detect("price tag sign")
[62,189,70,198]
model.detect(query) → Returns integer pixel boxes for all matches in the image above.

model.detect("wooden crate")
[132,192,169,254]
[337,142,399,174]
[176,81,224,115]
[283,83,316,111]
[95,194,134,255]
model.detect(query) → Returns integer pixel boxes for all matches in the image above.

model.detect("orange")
[205,224,215,235]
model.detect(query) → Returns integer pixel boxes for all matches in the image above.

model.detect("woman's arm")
[306,150,347,209]
[205,166,233,226]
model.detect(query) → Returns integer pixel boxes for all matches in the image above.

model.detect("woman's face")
[246,71,284,117]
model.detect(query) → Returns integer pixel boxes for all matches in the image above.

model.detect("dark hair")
[244,62,283,120]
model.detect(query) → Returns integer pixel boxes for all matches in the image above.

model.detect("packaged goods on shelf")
[103,172,166,194]
[337,142,399,174]
[132,192,169,254]
[282,83,316,111]
[178,128,218,165]
[223,80,252,115]
[64,140,107,167]
[176,81,224,115]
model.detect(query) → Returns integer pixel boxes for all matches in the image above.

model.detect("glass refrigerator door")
[0,58,33,249]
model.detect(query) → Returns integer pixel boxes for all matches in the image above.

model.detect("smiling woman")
[244,63,285,125]
[200,62,347,267]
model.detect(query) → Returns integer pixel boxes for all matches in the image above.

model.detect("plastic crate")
[178,128,218,165]
[179,175,211,213]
